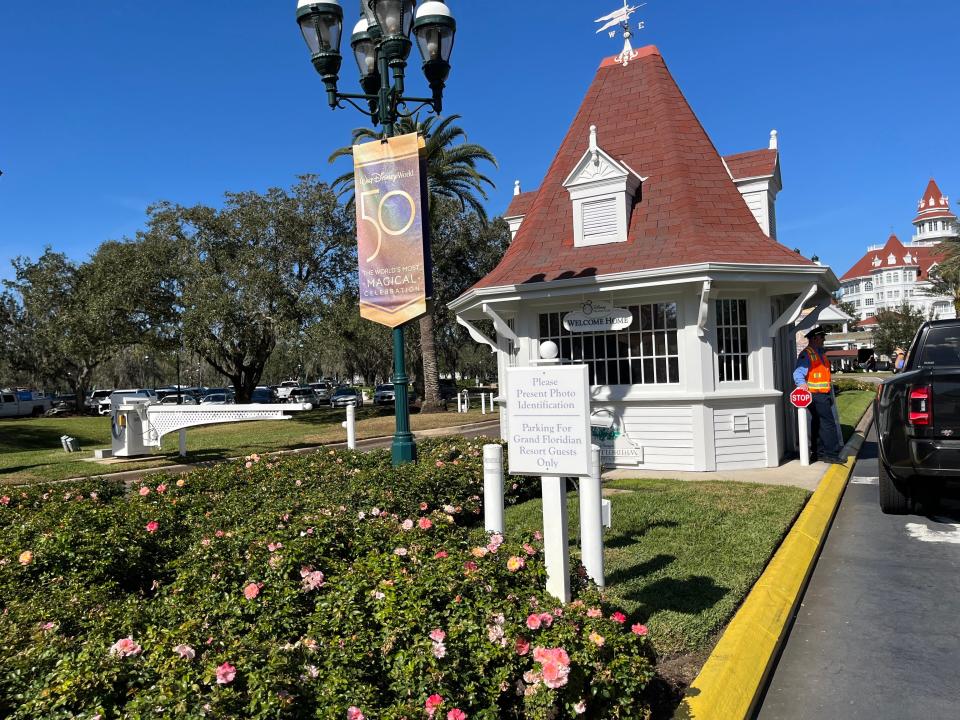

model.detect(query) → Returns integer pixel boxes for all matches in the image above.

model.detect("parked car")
[251,387,278,404]
[309,382,332,401]
[158,393,197,405]
[287,387,317,406]
[875,319,960,513]
[86,389,115,415]
[104,389,159,413]
[373,384,396,405]
[0,389,53,418]
[275,381,301,401]
[330,386,363,408]
[200,392,233,406]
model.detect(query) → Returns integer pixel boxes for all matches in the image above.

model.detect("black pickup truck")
[875,319,960,513]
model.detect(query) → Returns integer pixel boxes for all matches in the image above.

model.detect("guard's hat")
[804,326,827,339]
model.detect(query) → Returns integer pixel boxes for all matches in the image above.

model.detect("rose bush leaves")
[0,438,654,719]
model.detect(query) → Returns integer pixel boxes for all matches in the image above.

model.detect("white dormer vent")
[563,125,644,247]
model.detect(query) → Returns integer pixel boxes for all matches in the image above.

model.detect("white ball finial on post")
[769,129,778,150]
[513,179,521,196]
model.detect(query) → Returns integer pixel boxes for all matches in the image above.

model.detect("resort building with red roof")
[839,179,958,320]
[451,47,839,471]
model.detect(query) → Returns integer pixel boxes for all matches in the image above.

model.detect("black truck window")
[919,327,960,367]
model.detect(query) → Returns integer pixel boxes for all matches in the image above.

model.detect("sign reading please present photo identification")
[562,300,633,333]
[352,132,432,328]
[506,365,591,477]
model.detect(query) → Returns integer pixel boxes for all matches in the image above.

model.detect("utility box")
[111,394,153,457]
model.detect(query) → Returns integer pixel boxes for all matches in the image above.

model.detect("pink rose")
[586,607,602,618]
[431,640,447,658]
[145,521,159,533]
[538,612,554,627]
[156,483,167,494]
[401,519,414,531]
[515,636,530,656]
[433,550,448,559]
[216,662,236,684]
[506,556,525,572]
[525,614,542,630]
[589,631,605,647]
[429,628,446,643]
[463,561,478,573]
[173,644,195,659]
[419,501,429,510]
[109,636,142,657]
[300,568,325,591]
[532,647,571,689]
[610,611,627,624]
[631,623,649,636]
[0,495,10,505]
[522,543,537,556]
[425,694,443,717]
[243,582,260,600]
[418,517,433,530]
[447,709,467,720]
[347,708,365,720]
[138,486,150,496]
[394,547,408,556]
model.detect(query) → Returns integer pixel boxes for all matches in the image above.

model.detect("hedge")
[0,437,655,719]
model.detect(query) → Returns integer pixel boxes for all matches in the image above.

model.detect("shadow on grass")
[606,520,680,549]
[607,553,676,586]
[0,422,101,453]
[624,575,729,617]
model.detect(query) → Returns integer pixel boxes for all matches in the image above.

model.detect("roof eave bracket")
[768,283,818,337]
[482,303,520,343]
[456,316,497,355]
[696,280,713,338]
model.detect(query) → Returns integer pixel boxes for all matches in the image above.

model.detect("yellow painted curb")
[673,453,858,720]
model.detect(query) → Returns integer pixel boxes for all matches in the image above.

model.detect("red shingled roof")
[504,191,537,219]
[912,178,956,223]
[724,149,778,180]
[839,234,945,282]
[475,46,810,289]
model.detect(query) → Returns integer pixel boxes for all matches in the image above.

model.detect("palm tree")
[329,114,497,412]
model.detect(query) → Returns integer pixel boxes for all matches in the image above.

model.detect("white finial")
[589,125,599,166]
[513,180,521,196]
[769,129,778,150]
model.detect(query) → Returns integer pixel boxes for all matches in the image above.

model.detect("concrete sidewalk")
[605,405,875,492]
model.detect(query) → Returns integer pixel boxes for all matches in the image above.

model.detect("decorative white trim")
[456,316,497,354]
[482,303,519,343]
[768,283,817,337]
[696,280,713,337]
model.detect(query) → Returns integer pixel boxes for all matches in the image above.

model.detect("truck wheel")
[878,461,912,515]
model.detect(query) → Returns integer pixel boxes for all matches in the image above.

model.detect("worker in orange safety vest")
[793,326,843,464]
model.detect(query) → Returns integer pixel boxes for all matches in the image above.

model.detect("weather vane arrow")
[595,1,648,66]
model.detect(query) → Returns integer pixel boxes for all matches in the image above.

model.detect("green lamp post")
[296,0,457,465]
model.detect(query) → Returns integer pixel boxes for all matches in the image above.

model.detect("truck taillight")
[908,385,932,426]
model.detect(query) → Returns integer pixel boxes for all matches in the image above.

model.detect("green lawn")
[505,479,809,657]
[0,407,497,484]
[837,389,874,441]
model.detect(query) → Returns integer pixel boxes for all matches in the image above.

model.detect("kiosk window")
[538,302,679,385]
[716,298,750,382]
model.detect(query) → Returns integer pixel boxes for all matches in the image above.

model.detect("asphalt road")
[757,425,960,719]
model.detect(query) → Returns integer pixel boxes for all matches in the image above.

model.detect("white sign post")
[507,364,591,602]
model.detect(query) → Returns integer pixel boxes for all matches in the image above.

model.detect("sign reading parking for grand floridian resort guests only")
[352,132,432,328]
[506,365,592,477]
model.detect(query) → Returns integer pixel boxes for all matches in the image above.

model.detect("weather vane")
[595,2,647,66]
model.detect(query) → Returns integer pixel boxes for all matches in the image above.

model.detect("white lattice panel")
[145,403,311,443]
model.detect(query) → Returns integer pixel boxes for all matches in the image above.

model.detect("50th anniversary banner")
[352,132,432,328]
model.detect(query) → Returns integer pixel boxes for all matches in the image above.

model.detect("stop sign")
[790,387,813,409]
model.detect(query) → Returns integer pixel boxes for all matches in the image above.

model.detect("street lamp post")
[297,0,456,465]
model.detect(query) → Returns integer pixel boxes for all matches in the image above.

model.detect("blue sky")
[2,1,958,284]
